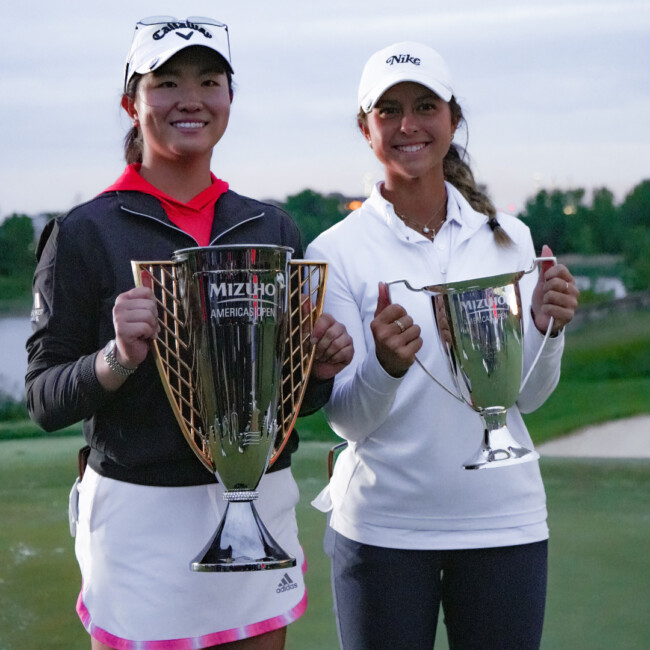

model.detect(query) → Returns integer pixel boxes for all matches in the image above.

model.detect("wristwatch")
[103,339,137,376]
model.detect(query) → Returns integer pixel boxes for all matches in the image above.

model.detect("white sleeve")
[306,240,404,442]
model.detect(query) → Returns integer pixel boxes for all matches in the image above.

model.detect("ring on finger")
[394,319,406,333]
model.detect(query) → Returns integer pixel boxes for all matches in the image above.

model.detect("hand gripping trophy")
[132,245,327,571]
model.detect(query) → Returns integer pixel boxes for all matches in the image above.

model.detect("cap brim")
[361,73,452,112]
[133,43,233,77]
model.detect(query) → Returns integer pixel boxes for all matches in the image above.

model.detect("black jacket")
[26,189,331,486]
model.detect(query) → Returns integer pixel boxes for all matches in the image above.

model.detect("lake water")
[0,316,32,400]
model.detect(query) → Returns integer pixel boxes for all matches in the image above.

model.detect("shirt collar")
[102,164,228,210]
[366,181,468,244]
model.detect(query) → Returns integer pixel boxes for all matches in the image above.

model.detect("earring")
[368,140,373,148]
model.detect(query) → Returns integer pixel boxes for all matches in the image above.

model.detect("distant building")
[560,254,627,299]
[594,277,627,299]
[574,275,627,299]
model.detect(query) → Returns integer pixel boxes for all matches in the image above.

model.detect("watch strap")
[103,339,137,376]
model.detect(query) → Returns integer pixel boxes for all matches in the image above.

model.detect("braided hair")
[445,97,512,247]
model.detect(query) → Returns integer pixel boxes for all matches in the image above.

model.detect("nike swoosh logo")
[176,31,194,40]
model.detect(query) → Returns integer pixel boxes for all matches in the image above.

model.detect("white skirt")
[71,466,306,648]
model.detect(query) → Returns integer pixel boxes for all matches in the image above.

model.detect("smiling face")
[360,82,458,187]
[122,46,232,168]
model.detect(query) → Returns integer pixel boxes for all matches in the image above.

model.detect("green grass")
[563,309,650,380]
[539,459,650,650]
[522,310,650,443]
[1,437,648,650]
[0,437,86,648]
[524,377,650,444]
[0,419,82,441]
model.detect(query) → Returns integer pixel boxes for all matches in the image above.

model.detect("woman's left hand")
[532,244,579,335]
[309,313,354,380]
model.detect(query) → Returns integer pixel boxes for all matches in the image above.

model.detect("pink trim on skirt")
[77,592,307,650]
[77,561,308,649]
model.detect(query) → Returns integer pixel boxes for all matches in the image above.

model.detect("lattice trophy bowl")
[132,245,327,571]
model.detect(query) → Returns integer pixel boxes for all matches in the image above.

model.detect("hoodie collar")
[367,181,487,244]
[114,188,266,244]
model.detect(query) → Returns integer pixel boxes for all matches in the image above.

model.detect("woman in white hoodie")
[306,42,578,650]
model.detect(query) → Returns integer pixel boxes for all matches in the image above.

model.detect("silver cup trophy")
[388,257,555,470]
[132,245,327,571]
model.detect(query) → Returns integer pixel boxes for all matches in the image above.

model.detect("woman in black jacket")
[26,15,351,650]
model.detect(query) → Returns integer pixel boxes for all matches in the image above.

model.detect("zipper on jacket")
[120,206,265,247]
[210,213,264,244]
[120,206,199,245]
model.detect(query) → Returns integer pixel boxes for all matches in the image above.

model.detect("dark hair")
[358,95,513,247]
[123,73,145,165]
[122,47,234,165]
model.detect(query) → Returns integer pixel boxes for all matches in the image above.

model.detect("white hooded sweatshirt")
[306,182,564,550]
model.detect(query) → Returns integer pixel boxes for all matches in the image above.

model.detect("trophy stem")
[463,408,540,470]
[190,491,296,572]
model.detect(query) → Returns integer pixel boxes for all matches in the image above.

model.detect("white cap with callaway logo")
[358,41,454,113]
[124,16,233,91]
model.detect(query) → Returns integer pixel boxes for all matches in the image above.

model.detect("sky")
[1,0,649,218]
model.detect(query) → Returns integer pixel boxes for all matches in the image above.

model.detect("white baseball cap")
[358,41,454,113]
[124,16,233,91]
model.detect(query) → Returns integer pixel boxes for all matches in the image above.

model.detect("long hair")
[123,73,144,165]
[445,97,512,247]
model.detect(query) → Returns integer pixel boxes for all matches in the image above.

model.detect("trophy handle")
[274,260,328,462]
[523,255,556,275]
[519,255,556,391]
[131,259,328,473]
[385,280,464,402]
[132,261,213,472]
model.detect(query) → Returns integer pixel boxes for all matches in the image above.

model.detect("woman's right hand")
[96,286,159,391]
[112,286,160,369]
[370,282,422,378]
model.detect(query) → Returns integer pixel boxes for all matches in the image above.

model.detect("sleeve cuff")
[357,346,406,396]
[79,352,111,403]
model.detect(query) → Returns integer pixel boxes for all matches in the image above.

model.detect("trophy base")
[190,499,296,572]
[463,412,540,470]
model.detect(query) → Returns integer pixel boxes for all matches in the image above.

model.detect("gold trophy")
[132,245,327,571]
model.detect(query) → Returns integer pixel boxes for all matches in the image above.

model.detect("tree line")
[283,181,649,291]
[1,180,648,308]
[518,181,649,291]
